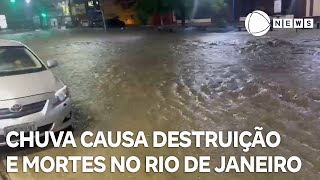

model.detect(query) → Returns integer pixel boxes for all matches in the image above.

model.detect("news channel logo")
[245,10,314,37]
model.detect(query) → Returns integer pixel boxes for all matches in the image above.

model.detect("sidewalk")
[0,29,35,35]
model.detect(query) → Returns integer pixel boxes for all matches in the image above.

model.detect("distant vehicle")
[89,19,104,28]
[65,21,76,29]
[106,16,126,28]
[0,39,72,146]
[81,20,90,27]
[89,17,126,28]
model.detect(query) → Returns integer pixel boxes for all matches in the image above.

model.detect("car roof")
[0,39,24,47]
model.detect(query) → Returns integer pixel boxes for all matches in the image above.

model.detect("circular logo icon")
[9,104,23,113]
[245,10,271,37]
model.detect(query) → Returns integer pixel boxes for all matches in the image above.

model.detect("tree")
[202,0,228,27]
[175,0,229,27]
[135,0,192,26]
[135,0,173,25]
[134,0,228,27]
[169,0,188,26]
[134,0,154,24]
[33,0,63,15]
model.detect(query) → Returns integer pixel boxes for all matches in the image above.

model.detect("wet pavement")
[0,29,320,180]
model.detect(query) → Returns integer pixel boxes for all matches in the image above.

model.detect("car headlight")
[53,86,69,106]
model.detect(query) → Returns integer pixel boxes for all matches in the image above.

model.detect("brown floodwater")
[0,29,319,180]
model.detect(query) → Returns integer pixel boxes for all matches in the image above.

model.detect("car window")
[0,46,46,76]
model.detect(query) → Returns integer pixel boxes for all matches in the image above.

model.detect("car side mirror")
[47,60,58,68]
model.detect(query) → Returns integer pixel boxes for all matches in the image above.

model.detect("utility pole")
[233,0,236,26]
[98,0,107,31]
[68,0,75,26]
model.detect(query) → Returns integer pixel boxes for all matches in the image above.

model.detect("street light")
[10,0,16,3]
[26,0,31,4]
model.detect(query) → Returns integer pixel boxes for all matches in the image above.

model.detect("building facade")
[305,0,320,16]
[236,0,320,19]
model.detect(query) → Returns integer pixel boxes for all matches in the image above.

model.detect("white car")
[0,39,72,146]
[80,20,89,27]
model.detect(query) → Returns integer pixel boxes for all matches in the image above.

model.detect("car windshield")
[0,46,46,76]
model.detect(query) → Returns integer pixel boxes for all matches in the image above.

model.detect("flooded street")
[0,29,319,179]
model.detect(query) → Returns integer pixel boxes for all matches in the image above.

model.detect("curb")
[0,30,35,35]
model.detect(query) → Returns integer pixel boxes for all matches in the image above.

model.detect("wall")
[306,0,310,16]
[313,0,320,16]
[305,0,320,16]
